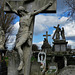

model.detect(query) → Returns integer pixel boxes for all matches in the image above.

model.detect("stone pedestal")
[53,40,68,52]
[31,62,41,75]
[7,51,19,75]
[45,62,58,75]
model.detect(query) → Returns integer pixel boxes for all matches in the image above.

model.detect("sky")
[6,0,75,50]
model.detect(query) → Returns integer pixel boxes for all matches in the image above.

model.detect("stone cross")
[4,0,56,75]
[4,0,56,13]
[43,31,51,41]
[52,24,61,40]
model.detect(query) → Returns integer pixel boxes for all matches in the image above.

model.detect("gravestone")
[6,50,19,75]
[41,38,51,54]
[31,62,41,75]
[45,62,58,75]
[53,41,68,52]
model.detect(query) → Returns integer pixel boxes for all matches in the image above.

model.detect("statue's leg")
[16,46,23,71]
[16,33,29,71]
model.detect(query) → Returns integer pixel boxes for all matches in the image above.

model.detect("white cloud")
[6,22,19,50]
[63,21,75,37]
[34,14,68,35]
[33,41,43,49]
[67,40,75,49]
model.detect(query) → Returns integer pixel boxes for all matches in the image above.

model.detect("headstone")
[53,40,68,52]
[31,62,42,75]
[38,52,46,73]
[6,50,19,75]
[41,38,51,54]
[45,62,58,75]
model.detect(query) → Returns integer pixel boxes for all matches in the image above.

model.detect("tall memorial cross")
[43,31,51,41]
[4,0,56,75]
[4,0,56,13]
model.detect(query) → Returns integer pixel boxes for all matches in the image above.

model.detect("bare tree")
[0,0,16,48]
[64,0,75,20]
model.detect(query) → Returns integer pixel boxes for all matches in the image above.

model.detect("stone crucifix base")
[7,50,19,75]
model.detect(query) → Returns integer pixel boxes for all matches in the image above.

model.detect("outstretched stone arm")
[31,1,53,15]
[6,2,18,15]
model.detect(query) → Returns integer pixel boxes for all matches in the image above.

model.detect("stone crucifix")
[43,31,51,42]
[4,0,56,75]
[52,24,61,40]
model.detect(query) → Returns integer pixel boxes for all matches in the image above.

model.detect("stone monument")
[43,31,51,42]
[4,0,56,75]
[52,24,68,52]
[31,62,42,75]
[45,62,58,75]
[41,38,51,53]
[42,31,51,53]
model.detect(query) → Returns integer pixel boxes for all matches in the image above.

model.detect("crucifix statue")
[43,31,51,42]
[52,24,61,40]
[4,0,56,75]
[6,1,52,71]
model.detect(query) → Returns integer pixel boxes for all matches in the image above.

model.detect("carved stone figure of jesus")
[52,24,61,40]
[6,1,53,71]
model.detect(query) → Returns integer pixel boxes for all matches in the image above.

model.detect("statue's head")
[17,6,28,13]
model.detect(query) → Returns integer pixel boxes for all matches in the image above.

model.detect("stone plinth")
[45,62,58,75]
[31,62,42,75]
[53,40,68,52]
[7,50,19,75]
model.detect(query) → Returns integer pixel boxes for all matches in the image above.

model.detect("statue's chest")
[20,15,30,21]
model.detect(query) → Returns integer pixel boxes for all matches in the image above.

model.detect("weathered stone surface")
[52,24,66,41]
[5,1,54,75]
[57,65,75,75]
[45,62,58,75]
[7,50,19,75]
[31,62,41,75]
[53,40,68,52]
[4,0,56,13]
[0,26,5,49]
